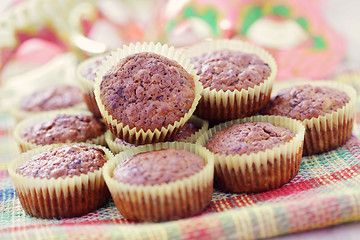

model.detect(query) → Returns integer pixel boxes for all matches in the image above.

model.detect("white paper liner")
[13,109,107,152]
[196,115,305,193]
[7,143,114,219]
[94,42,202,145]
[105,115,209,154]
[183,39,277,121]
[103,142,214,222]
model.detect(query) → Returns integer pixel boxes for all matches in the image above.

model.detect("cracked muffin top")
[16,144,107,179]
[206,122,294,155]
[100,52,195,131]
[21,114,106,145]
[191,49,271,91]
[261,85,349,121]
[113,149,205,185]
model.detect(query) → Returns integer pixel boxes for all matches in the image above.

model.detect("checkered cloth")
[1,78,360,239]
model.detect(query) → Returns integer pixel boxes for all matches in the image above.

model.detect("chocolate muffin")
[113,149,205,186]
[183,39,276,121]
[206,122,295,155]
[191,49,271,92]
[103,142,214,222]
[197,115,305,193]
[14,112,107,152]
[100,52,195,131]
[77,53,110,117]
[20,85,83,112]
[262,84,354,155]
[8,144,113,219]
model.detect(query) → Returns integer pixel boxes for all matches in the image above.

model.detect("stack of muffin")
[8,40,356,222]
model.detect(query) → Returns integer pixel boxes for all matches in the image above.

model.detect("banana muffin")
[261,84,354,155]
[9,144,112,219]
[99,52,195,131]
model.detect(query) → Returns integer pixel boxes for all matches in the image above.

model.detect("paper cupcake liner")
[103,142,214,222]
[7,143,113,219]
[13,110,107,152]
[196,115,305,193]
[94,42,202,145]
[105,115,209,154]
[295,81,357,156]
[183,39,277,121]
[76,55,107,118]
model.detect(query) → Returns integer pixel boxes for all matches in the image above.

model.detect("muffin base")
[304,118,354,156]
[83,93,102,118]
[16,178,110,219]
[195,88,272,121]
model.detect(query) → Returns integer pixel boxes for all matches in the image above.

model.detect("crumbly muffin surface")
[171,122,198,141]
[16,145,107,179]
[206,122,294,155]
[113,149,205,185]
[100,52,195,131]
[22,114,106,145]
[20,85,83,112]
[191,49,271,91]
[261,85,350,120]
[82,52,110,81]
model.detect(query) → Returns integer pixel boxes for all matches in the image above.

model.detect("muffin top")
[16,145,107,179]
[21,114,107,145]
[113,149,205,185]
[191,49,271,91]
[206,122,294,155]
[100,52,195,131]
[171,122,199,141]
[20,85,83,112]
[82,52,110,81]
[261,85,350,121]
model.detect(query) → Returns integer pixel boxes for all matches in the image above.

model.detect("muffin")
[103,142,214,222]
[183,39,276,121]
[11,85,86,121]
[105,116,209,154]
[76,53,110,118]
[8,143,113,219]
[261,82,356,155]
[13,111,107,152]
[197,115,305,193]
[94,42,202,145]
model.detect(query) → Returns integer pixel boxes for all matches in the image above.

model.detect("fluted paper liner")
[105,115,209,154]
[103,142,214,222]
[76,55,106,118]
[282,81,356,156]
[196,115,305,193]
[13,110,107,152]
[7,143,114,219]
[94,42,202,145]
[183,39,277,121]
